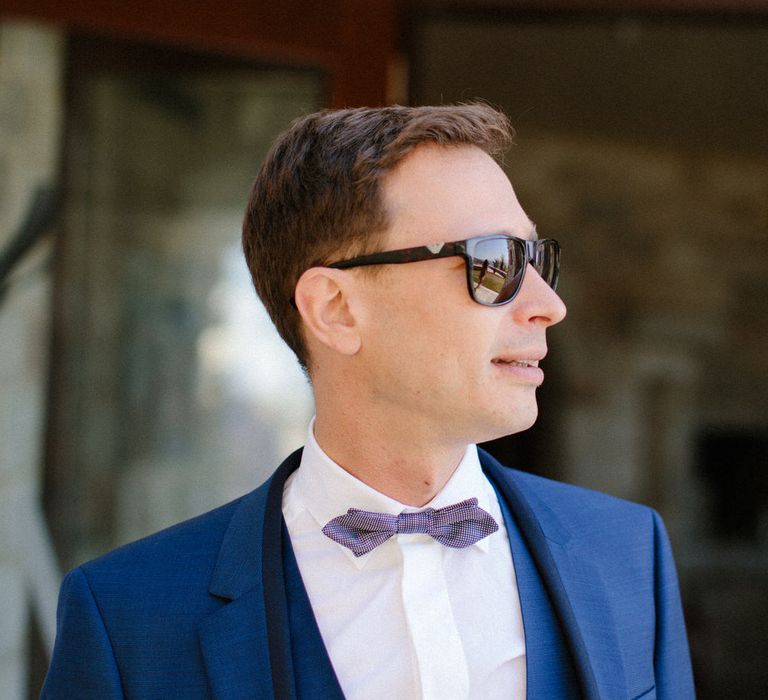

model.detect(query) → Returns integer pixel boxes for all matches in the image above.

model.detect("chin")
[469,409,538,445]
[496,402,539,438]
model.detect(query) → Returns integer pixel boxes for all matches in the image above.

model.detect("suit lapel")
[199,450,304,700]
[481,449,628,700]
[198,588,274,699]
[545,542,629,699]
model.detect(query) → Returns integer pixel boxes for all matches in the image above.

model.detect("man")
[43,104,695,699]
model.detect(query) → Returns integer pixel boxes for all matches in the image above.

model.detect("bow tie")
[322,497,499,557]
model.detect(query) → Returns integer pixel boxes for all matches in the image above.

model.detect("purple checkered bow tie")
[322,497,498,557]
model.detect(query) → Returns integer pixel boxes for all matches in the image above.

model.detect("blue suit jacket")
[42,448,695,699]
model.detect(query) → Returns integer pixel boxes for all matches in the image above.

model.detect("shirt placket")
[399,536,470,699]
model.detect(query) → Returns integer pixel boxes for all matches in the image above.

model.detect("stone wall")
[0,20,64,700]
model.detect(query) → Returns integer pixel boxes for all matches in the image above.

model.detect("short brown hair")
[242,103,513,370]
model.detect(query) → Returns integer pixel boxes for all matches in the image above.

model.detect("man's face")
[354,144,567,446]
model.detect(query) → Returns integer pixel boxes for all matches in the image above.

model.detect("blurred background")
[0,1,766,697]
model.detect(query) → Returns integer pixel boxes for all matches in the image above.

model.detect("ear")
[293,267,362,357]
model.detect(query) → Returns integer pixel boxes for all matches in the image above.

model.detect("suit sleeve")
[41,567,125,699]
[651,510,696,699]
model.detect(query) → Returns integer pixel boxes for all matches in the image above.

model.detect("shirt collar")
[290,418,500,565]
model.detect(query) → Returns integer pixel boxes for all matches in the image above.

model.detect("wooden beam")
[329,0,398,107]
[0,0,399,106]
[408,0,768,13]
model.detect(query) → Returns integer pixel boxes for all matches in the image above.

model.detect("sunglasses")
[326,234,560,306]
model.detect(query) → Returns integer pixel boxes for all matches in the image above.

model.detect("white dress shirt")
[282,422,526,700]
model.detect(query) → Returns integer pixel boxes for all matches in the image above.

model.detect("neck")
[313,409,468,507]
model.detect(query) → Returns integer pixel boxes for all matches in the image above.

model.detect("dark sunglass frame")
[326,234,560,306]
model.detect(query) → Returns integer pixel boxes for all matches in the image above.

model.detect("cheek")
[416,316,493,395]
[364,307,459,395]
[362,268,496,381]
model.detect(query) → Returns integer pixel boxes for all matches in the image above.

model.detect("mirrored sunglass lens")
[535,240,559,290]
[470,238,525,305]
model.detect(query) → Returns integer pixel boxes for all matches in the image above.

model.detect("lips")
[491,358,540,368]
[491,351,546,385]
[491,349,546,366]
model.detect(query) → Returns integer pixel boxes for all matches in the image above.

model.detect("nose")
[509,263,567,327]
